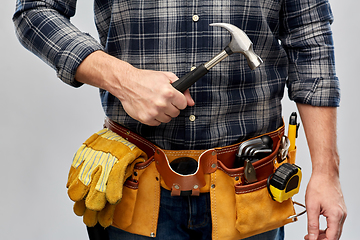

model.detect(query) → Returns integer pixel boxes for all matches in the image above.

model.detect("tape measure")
[267,163,302,203]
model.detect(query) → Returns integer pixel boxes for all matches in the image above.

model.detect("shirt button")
[192,15,199,22]
[189,115,196,122]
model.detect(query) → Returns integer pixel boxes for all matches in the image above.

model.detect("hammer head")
[210,23,263,70]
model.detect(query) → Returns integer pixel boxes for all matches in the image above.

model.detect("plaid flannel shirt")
[13,0,340,150]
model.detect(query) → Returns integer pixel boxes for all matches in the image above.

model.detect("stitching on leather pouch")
[212,171,218,240]
[236,183,267,194]
[217,165,244,177]
[216,145,238,155]
[165,152,203,157]
[218,155,274,178]
[152,174,159,234]
[254,156,275,170]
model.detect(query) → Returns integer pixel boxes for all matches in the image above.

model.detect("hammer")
[172,23,263,93]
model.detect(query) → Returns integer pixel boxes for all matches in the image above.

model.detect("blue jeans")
[107,188,284,240]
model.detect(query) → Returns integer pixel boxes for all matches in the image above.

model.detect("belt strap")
[104,117,284,159]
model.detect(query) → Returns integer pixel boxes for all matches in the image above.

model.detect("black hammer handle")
[172,64,209,93]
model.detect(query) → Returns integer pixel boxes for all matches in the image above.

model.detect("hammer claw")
[210,23,263,70]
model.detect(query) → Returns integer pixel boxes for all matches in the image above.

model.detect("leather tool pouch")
[105,119,301,239]
[212,135,298,239]
[112,156,161,237]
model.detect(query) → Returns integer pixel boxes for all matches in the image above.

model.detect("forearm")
[297,103,340,175]
[75,50,135,95]
[298,103,346,240]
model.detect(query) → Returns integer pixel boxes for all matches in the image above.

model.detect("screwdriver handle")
[288,112,298,151]
[172,64,209,93]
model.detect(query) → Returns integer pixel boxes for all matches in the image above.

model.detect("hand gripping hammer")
[172,23,263,93]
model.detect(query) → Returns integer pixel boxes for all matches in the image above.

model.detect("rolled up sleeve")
[13,0,104,87]
[280,0,340,107]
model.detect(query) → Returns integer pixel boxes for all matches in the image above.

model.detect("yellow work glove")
[66,128,146,227]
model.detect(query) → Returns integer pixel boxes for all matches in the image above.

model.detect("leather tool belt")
[104,117,299,239]
[105,117,283,196]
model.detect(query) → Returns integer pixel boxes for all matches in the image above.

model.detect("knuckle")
[165,88,176,98]
[172,110,180,118]
[152,96,169,109]
[159,87,175,99]
[162,117,172,123]
[308,222,319,230]
[138,112,156,124]
[334,207,347,222]
[154,100,167,109]
[177,100,187,110]
[305,204,318,214]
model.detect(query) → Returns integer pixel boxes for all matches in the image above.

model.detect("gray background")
[1,1,358,239]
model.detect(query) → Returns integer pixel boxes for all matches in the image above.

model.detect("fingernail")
[309,234,316,240]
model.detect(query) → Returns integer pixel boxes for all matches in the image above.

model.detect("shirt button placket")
[190,12,199,79]
[185,5,199,148]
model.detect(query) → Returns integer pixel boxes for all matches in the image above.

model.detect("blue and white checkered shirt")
[13,0,340,150]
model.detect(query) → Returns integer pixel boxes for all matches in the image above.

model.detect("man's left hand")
[304,172,347,240]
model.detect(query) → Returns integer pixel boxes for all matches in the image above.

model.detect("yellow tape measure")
[267,163,302,203]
